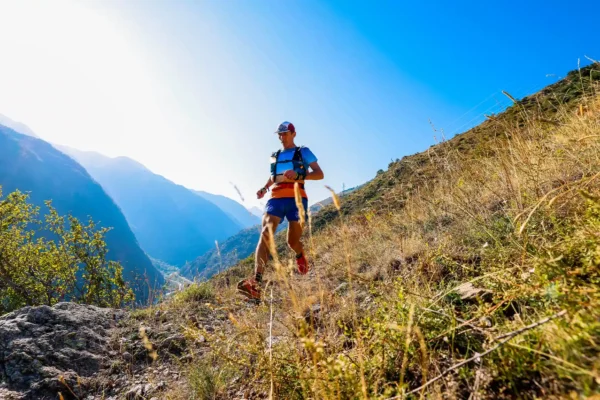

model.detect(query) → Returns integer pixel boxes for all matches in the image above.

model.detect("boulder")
[0,302,125,400]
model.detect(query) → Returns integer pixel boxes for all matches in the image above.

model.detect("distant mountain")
[0,125,164,299]
[0,114,38,138]
[60,147,244,266]
[248,206,263,219]
[193,190,260,228]
[180,225,262,280]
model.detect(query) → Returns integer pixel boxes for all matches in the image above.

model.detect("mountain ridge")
[193,190,260,229]
[0,113,38,138]
[60,147,245,266]
[0,124,164,299]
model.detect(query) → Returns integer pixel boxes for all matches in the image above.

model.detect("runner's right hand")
[257,187,267,199]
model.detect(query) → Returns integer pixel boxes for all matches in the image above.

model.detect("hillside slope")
[313,64,600,230]
[0,126,164,298]
[179,63,600,398]
[60,148,244,266]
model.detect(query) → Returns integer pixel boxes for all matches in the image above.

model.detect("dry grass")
[178,75,600,399]
[134,67,600,399]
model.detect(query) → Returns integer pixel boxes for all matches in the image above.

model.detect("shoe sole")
[237,287,261,301]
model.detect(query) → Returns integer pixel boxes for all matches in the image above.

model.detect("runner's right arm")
[257,177,274,199]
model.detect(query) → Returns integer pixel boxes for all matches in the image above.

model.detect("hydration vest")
[270,146,306,180]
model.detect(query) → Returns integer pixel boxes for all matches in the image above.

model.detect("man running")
[237,121,324,301]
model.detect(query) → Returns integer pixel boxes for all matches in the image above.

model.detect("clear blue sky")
[0,0,597,208]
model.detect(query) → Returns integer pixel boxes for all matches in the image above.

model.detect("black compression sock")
[255,272,263,283]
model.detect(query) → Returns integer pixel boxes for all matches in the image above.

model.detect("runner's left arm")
[304,161,324,180]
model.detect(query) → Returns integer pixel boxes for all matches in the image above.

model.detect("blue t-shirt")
[273,147,317,176]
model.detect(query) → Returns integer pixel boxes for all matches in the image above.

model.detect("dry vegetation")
[132,65,600,399]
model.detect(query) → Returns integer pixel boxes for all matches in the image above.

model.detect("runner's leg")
[255,213,281,280]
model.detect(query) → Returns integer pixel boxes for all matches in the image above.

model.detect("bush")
[175,282,214,303]
[0,188,133,314]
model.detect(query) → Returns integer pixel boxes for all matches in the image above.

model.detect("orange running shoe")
[296,252,310,275]
[237,278,262,301]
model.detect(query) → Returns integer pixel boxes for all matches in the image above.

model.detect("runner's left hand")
[283,170,298,180]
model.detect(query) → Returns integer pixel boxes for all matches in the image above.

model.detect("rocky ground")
[0,301,226,400]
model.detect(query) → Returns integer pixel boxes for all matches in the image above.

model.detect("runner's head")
[275,121,296,148]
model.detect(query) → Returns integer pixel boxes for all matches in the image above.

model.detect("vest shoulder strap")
[293,146,304,161]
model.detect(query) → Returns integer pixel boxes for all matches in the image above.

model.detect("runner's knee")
[260,224,274,241]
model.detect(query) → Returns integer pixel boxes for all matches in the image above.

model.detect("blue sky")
[0,0,598,208]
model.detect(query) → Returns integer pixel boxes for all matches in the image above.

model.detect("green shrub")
[0,188,133,314]
[175,282,214,303]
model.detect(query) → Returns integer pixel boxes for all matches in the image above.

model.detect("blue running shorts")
[265,197,309,222]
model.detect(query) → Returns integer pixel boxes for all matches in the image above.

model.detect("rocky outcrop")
[0,298,223,399]
[0,302,125,400]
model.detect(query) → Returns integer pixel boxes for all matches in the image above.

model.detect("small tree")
[0,187,134,314]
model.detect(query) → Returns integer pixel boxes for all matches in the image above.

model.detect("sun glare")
[0,0,167,155]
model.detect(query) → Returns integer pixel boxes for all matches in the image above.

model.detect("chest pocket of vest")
[270,147,305,178]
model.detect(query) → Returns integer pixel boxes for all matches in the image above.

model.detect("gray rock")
[160,334,186,354]
[304,304,322,326]
[453,282,493,302]
[0,302,125,400]
[0,387,25,399]
[126,384,144,399]
[144,383,153,395]
[333,282,349,295]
